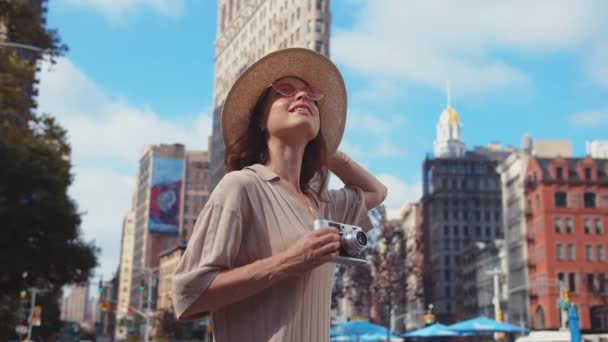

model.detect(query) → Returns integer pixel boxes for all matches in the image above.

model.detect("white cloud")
[377,174,421,219]
[571,110,608,127]
[61,0,185,19]
[333,0,608,94]
[37,58,211,280]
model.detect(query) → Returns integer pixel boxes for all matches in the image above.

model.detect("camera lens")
[356,232,367,246]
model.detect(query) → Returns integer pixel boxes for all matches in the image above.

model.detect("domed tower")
[433,83,465,158]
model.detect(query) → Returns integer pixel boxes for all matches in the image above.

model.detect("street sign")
[15,325,27,335]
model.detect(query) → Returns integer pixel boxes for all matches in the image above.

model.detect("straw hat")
[221,48,347,154]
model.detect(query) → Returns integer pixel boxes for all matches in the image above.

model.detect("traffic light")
[139,279,145,292]
[497,309,504,322]
[98,280,103,294]
[30,306,42,327]
[424,313,435,326]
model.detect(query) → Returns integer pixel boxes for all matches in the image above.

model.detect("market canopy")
[446,316,529,334]
[403,323,461,338]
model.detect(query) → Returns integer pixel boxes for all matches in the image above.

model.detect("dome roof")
[439,106,460,125]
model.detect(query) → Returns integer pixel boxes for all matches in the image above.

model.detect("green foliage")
[0,0,98,339]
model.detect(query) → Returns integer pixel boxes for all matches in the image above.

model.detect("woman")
[172,48,387,342]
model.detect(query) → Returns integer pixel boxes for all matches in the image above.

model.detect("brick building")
[524,156,608,330]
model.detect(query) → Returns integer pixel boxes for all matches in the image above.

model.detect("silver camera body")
[313,218,368,265]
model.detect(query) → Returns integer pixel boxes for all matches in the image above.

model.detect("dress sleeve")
[171,173,248,320]
[327,186,373,231]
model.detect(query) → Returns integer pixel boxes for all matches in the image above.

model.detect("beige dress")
[172,164,372,342]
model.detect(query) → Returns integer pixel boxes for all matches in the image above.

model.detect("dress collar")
[245,164,280,181]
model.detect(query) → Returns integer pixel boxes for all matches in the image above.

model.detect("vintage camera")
[313,218,368,265]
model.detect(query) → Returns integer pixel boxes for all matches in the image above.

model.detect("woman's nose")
[295,90,311,102]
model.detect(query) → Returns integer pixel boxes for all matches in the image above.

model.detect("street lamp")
[0,41,47,53]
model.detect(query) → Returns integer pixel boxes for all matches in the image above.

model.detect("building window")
[554,191,568,208]
[567,244,575,261]
[296,7,301,19]
[314,40,323,53]
[584,218,591,234]
[566,217,573,234]
[296,27,300,41]
[454,226,459,236]
[444,239,450,250]
[535,193,540,209]
[556,167,563,180]
[587,273,595,293]
[444,225,449,236]
[568,273,576,292]
[316,0,323,10]
[596,219,604,234]
[586,244,593,261]
[315,18,323,32]
[598,245,605,262]
[584,167,592,180]
[599,273,606,293]
[556,244,563,261]
[463,226,469,237]
[558,272,565,285]
[584,192,596,208]
[554,217,561,233]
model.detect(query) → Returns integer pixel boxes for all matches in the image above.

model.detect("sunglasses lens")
[305,86,324,101]
[272,83,296,96]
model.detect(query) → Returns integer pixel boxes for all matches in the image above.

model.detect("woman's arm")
[180,227,340,318]
[327,151,388,210]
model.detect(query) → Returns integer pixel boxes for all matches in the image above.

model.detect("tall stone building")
[115,210,135,340]
[210,0,332,190]
[421,101,510,323]
[122,144,210,334]
[399,202,425,330]
[60,284,89,324]
[157,151,210,313]
[496,136,572,327]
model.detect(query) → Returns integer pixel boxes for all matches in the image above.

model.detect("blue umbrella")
[403,323,460,337]
[333,320,391,336]
[360,332,402,341]
[447,316,529,334]
[568,305,581,342]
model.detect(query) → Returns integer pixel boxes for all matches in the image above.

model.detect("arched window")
[534,305,545,329]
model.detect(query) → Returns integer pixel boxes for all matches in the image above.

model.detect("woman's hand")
[278,227,340,276]
[326,151,388,210]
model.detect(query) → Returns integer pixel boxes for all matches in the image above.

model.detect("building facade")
[421,102,509,323]
[60,284,89,324]
[496,136,573,327]
[524,156,608,330]
[157,243,187,312]
[122,144,209,336]
[115,210,136,339]
[587,140,608,159]
[399,202,425,330]
[458,240,508,319]
[210,0,332,190]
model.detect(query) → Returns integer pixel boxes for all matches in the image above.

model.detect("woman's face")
[262,76,321,144]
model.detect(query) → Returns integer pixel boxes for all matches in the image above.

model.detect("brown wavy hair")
[224,86,328,196]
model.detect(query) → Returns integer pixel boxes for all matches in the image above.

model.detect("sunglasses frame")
[269,81,325,101]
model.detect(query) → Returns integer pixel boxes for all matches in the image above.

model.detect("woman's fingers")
[315,241,340,257]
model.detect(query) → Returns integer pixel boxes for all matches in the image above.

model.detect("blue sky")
[38,0,607,281]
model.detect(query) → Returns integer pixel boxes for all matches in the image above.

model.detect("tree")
[0,0,98,339]
[369,210,407,332]
[334,206,386,320]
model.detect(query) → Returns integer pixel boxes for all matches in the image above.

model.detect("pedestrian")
[171,48,387,342]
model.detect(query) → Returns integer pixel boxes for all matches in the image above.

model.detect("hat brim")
[221,48,347,155]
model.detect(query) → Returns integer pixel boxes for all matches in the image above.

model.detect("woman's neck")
[265,137,306,192]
